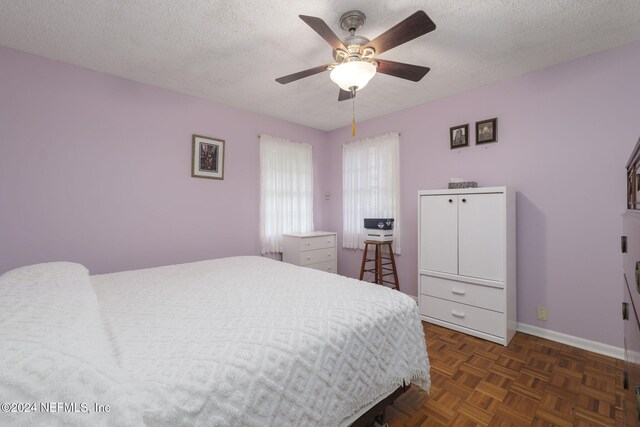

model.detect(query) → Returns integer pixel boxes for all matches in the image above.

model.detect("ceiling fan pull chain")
[351,91,356,137]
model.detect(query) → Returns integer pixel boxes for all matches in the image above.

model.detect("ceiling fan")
[275,9,436,101]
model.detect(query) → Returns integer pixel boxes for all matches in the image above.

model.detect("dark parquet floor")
[385,322,622,426]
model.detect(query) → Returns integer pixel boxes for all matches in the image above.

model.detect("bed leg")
[373,409,388,427]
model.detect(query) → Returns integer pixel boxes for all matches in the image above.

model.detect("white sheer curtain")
[343,132,401,253]
[260,135,314,254]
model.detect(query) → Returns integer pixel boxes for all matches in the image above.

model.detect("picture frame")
[192,134,225,180]
[476,118,498,144]
[450,124,469,149]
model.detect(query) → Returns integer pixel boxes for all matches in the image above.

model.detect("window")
[260,135,314,254]
[343,132,401,253]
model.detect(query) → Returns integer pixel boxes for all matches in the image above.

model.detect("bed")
[0,256,430,426]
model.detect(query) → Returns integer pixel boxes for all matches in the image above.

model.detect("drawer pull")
[327,253,331,257]
[448,199,453,203]
[624,371,629,390]
[451,289,466,296]
[636,261,640,293]
[636,386,640,421]
[451,310,465,318]
[306,257,311,260]
[623,302,630,320]
[622,236,628,253]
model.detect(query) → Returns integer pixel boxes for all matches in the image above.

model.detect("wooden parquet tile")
[385,322,623,426]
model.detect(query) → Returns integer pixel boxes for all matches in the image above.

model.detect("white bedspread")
[0,262,143,427]
[92,256,430,427]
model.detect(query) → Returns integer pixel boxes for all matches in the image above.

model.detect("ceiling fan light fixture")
[329,61,376,91]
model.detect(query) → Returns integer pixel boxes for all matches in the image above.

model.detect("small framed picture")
[192,134,225,180]
[476,118,498,144]
[450,124,469,149]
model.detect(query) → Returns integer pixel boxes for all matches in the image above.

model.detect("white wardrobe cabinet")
[418,187,516,345]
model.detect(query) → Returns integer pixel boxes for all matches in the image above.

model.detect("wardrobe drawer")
[421,275,504,313]
[420,295,505,338]
[299,248,336,266]
[300,235,336,251]
[307,260,337,274]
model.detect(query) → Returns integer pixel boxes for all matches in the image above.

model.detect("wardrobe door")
[458,193,505,282]
[420,195,458,275]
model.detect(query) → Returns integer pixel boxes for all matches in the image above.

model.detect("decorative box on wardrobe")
[282,231,337,274]
[418,187,516,346]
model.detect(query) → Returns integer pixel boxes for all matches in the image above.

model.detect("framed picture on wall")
[192,134,225,180]
[450,124,469,149]
[476,118,498,144]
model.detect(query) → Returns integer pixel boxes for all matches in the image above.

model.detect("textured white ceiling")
[1,1,640,131]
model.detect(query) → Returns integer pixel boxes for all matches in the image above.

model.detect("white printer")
[363,218,394,242]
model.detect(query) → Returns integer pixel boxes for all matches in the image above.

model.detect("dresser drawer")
[420,275,504,313]
[298,248,336,266]
[299,235,336,251]
[307,260,337,274]
[420,295,505,338]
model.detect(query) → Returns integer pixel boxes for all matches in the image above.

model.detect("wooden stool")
[359,240,399,290]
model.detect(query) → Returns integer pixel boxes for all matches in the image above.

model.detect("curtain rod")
[342,131,402,143]
[258,132,401,139]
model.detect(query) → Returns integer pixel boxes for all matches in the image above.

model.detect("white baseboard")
[517,323,624,360]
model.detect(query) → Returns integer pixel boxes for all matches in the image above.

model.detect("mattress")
[0,256,430,426]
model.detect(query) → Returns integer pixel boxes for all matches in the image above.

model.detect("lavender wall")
[0,46,328,275]
[2,41,639,347]
[322,40,640,347]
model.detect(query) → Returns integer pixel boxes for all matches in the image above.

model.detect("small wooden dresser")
[282,231,337,274]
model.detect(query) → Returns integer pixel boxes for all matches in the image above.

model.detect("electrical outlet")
[536,307,548,321]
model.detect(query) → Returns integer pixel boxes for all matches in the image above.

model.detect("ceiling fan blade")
[299,15,347,50]
[275,64,331,84]
[375,59,430,82]
[365,10,436,55]
[338,89,354,101]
